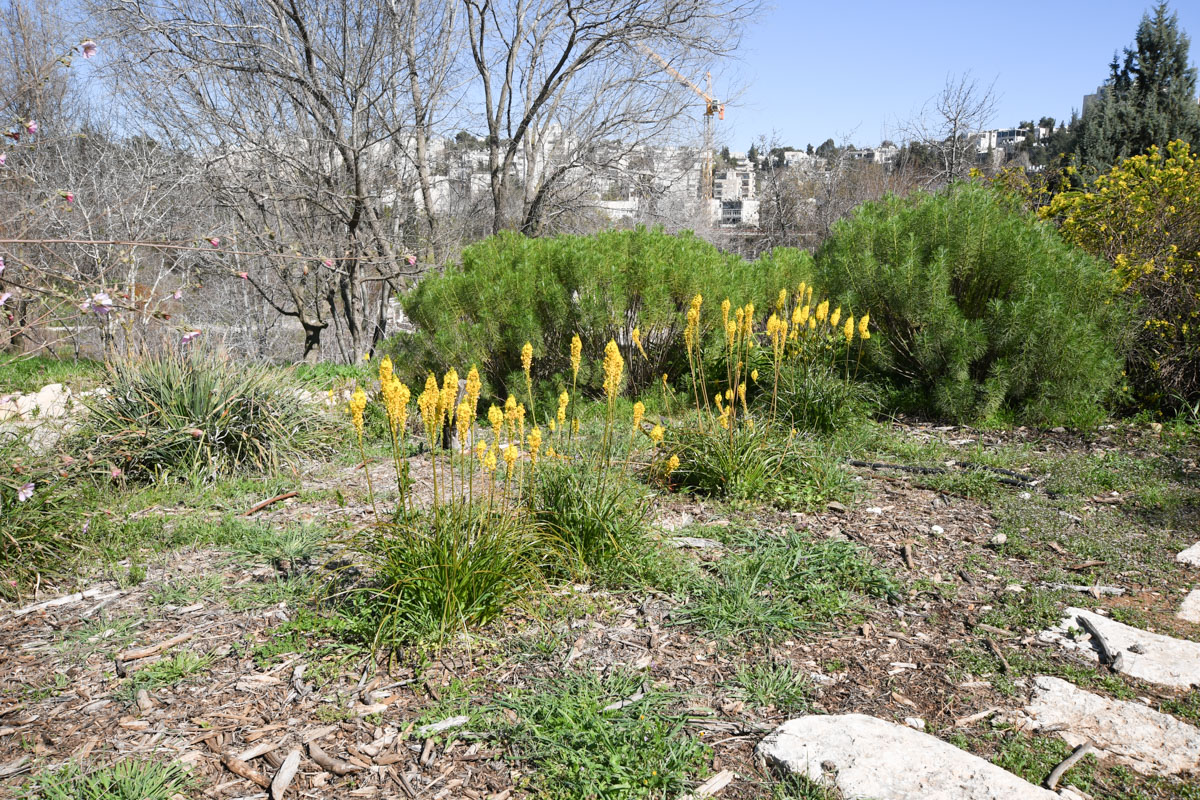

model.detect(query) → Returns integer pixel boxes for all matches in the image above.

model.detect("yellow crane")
[636,43,724,200]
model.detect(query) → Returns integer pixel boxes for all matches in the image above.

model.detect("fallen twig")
[954,707,1000,728]
[244,491,298,516]
[1044,742,1095,790]
[13,587,116,617]
[220,753,271,789]
[308,740,360,776]
[117,631,193,662]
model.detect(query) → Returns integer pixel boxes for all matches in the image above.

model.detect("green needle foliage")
[811,182,1128,426]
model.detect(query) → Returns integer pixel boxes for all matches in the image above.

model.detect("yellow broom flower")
[829,306,841,330]
[858,312,870,340]
[602,339,624,402]
[844,315,855,343]
[632,401,645,432]
[649,424,664,446]
[570,334,582,379]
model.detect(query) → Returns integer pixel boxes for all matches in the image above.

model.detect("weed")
[771,774,843,800]
[732,660,814,715]
[493,669,709,800]
[229,575,314,611]
[233,521,330,573]
[123,650,214,701]
[147,574,223,606]
[680,529,898,640]
[991,731,1097,792]
[18,759,194,800]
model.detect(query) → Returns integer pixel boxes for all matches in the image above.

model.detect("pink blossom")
[208,237,220,248]
[0,152,6,166]
[237,271,248,280]
[0,292,9,307]
[181,329,202,345]
[0,256,5,274]
[406,254,417,266]
[64,191,74,203]
[24,120,36,135]
[110,466,122,480]
[81,291,113,315]
[323,258,333,268]
[17,482,33,502]
[172,289,182,300]
[80,40,98,59]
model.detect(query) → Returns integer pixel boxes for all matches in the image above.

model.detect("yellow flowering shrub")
[1045,140,1200,408]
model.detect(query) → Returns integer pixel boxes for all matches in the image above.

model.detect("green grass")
[229,575,315,611]
[991,731,1098,791]
[493,670,710,800]
[56,615,142,663]
[679,528,898,640]
[122,650,215,703]
[0,354,103,393]
[771,775,844,800]
[147,574,223,606]
[18,759,195,800]
[232,521,331,573]
[731,660,814,715]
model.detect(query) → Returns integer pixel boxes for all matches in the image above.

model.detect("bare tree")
[901,72,997,186]
[461,0,756,236]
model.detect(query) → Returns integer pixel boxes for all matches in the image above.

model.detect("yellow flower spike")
[602,339,624,402]
[488,403,503,436]
[809,317,817,330]
[751,368,759,382]
[439,368,459,425]
[800,305,810,326]
[505,394,517,416]
[349,387,367,438]
[549,419,556,432]
[725,320,737,346]
[858,312,870,340]
[844,315,855,343]
[806,286,813,305]
[572,419,580,435]
[379,356,394,384]
[456,399,472,445]
[474,439,488,461]
[465,366,481,414]
[649,424,664,446]
[791,305,802,326]
[503,441,519,469]
[666,454,680,474]
[521,341,533,375]
[546,445,556,459]
[483,446,498,473]
[734,306,745,335]
[557,391,569,425]
[721,298,731,330]
[570,334,582,379]
[777,288,787,311]
[829,306,841,330]
[797,281,806,302]
[632,401,645,432]
[527,427,542,466]
[632,327,647,359]
[725,388,733,401]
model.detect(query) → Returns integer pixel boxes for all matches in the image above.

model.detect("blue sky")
[721,0,1200,151]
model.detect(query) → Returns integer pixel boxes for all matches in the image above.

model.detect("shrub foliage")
[1045,140,1200,410]
[812,182,1127,425]
[390,227,811,398]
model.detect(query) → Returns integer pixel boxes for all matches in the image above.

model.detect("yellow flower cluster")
[602,339,624,402]
[570,334,582,379]
[349,387,367,438]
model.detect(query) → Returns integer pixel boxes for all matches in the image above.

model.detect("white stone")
[1178,590,1200,624]
[670,536,724,550]
[1178,543,1200,567]
[1022,675,1200,776]
[904,716,925,731]
[1040,607,1200,689]
[756,714,1059,800]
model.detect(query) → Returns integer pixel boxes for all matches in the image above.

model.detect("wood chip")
[680,769,734,799]
[117,631,193,662]
[308,740,361,776]
[270,749,302,799]
[220,753,271,789]
[236,738,285,763]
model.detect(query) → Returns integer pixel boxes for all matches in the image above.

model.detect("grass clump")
[732,660,814,715]
[19,759,194,800]
[82,351,333,481]
[341,504,542,650]
[681,529,898,640]
[494,669,710,800]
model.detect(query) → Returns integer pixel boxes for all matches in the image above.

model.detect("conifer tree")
[1073,3,1200,174]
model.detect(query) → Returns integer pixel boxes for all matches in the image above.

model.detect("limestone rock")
[1179,590,1200,624]
[1178,543,1200,568]
[1040,607,1200,689]
[1022,675,1200,776]
[756,714,1059,799]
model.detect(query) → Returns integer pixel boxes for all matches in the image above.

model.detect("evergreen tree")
[1074,3,1200,174]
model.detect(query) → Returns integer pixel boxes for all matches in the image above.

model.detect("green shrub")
[341,503,542,649]
[19,759,194,800]
[82,352,334,481]
[811,182,1128,426]
[389,227,812,399]
[533,459,651,584]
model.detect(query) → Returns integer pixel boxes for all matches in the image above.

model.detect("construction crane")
[636,43,724,201]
